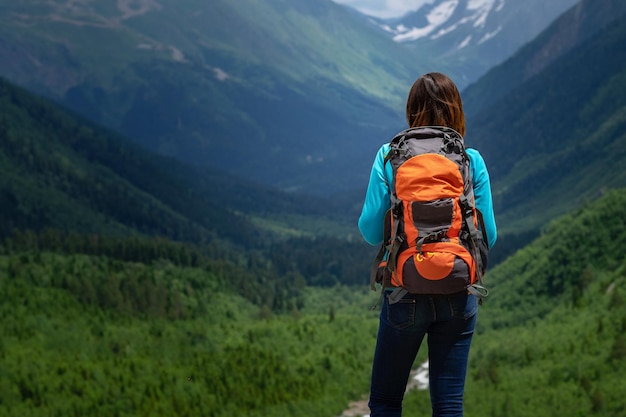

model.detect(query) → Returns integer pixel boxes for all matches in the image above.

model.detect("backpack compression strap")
[370,209,392,291]
[459,195,489,301]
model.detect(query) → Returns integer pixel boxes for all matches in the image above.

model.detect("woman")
[358,72,497,417]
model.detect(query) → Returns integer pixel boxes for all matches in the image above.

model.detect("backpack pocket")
[393,242,474,294]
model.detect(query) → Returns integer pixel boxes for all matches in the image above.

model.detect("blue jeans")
[368,291,478,417]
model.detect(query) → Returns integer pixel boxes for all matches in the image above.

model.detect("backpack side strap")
[459,195,489,302]
[370,209,392,291]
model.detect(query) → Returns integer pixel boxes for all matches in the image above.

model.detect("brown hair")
[405,72,466,137]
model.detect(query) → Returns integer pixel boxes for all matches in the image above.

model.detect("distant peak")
[377,0,506,44]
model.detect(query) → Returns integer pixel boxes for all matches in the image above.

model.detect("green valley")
[2,188,626,416]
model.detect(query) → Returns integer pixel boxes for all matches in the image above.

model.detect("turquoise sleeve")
[358,144,392,246]
[466,148,498,248]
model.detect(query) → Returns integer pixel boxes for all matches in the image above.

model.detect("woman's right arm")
[358,145,391,246]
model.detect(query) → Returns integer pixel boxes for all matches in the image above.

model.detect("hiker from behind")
[358,72,497,417]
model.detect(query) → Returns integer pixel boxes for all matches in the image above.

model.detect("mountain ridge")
[0,0,419,194]
[463,0,626,118]
[0,74,357,247]
[361,0,579,86]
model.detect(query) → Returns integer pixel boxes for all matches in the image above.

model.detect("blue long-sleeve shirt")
[358,144,497,248]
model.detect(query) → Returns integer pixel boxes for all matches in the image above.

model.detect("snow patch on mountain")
[468,0,496,28]
[458,35,472,49]
[393,0,459,41]
[478,25,501,44]
[383,0,506,43]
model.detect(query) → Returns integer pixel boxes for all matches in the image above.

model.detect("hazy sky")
[331,0,433,19]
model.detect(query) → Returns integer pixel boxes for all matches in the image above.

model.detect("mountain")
[463,0,626,118]
[0,76,256,246]
[0,0,602,198]
[362,0,579,87]
[462,2,626,261]
[0,0,422,195]
[0,75,360,247]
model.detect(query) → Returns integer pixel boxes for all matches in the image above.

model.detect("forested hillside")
[0,73,376,312]
[0,76,257,246]
[3,188,626,416]
[0,73,364,237]
[0,243,380,417]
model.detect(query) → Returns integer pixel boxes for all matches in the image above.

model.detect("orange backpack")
[370,126,488,303]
